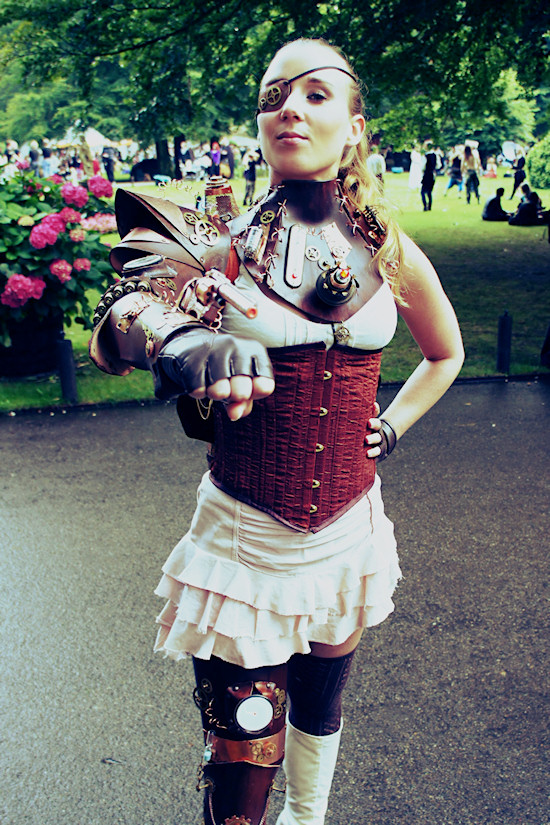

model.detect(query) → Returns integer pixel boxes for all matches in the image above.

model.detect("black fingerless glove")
[153,326,274,401]
[376,418,397,462]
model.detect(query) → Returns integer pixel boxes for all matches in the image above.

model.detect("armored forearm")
[89,254,203,376]
[90,254,257,375]
[90,289,201,377]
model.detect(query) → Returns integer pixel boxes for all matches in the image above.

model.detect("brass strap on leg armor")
[202,727,285,767]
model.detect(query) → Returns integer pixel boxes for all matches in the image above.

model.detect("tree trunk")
[155,139,173,178]
[173,134,186,180]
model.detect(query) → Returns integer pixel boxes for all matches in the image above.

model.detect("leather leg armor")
[193,656,287,825]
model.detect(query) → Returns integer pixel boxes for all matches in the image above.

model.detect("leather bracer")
[89,256,209,378]
[89,186,235,380]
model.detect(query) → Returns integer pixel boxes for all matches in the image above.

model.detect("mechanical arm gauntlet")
[88,188,257,399]
[89,256,201,378]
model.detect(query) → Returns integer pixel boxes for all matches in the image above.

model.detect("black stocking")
[287,649,357,736]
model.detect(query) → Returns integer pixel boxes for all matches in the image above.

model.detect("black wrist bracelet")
[379,418,397,460]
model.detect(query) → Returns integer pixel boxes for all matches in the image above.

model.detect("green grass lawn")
[1,168,548,412]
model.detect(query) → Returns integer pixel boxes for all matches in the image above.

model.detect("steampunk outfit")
[90,178,401,825]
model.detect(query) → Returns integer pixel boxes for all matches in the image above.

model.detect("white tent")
[59,127,112,152]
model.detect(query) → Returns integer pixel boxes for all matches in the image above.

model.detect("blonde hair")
[274,38,406,303]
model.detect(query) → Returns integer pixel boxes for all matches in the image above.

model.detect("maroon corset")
[209,343,382,533]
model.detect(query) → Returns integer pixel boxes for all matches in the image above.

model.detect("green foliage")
[0,0,548,149]
[526,133,550,188]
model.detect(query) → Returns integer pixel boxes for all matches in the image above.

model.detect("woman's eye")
[308,92,327,102]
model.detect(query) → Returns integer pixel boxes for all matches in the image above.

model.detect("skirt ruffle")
[154,472,401,668]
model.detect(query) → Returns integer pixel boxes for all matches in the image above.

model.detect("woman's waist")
[209,345,382,531]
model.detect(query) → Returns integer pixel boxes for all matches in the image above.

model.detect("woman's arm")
[367,233,465,457]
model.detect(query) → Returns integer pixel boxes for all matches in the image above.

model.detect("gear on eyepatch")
[257,65,358,114]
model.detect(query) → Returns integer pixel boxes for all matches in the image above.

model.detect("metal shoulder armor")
[89,188,235,375]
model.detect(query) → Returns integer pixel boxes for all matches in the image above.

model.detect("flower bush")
[0,167,116,346]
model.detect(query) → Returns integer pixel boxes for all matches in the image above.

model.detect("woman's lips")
[276,132,307,145]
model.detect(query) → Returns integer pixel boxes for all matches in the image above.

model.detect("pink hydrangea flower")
[48,174,64,184]
[73,258,92,272]
[29,223,59,249]
[81,212,117,233]
[87,175,113,198]
[59,206,82,224]
[49,259,73,283]
[41,213,67,233]
[61,182,89,208]
[16,158,30,170]
[1,274,46,308]
[69,227,86,242]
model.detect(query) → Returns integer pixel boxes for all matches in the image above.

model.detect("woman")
[420,145,437,211]
[90,38,464,825]
[510,155,526,200]
[408,143,423,190]
[444,148,463,197]
[461,145,481,205]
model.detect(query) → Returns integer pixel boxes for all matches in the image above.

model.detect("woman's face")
[257,42,365,185]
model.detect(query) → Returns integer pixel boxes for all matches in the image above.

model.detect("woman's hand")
[201,374,275,421]
[366,401,383,459]
[365,403,397,461]
[156,327,275,419]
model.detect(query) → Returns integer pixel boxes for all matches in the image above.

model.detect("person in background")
[89,37,464,825]
[444,148,463,196]
[461,145,481,204]
[518,182,531,204]
[41,139,52,177]
[366,134,386,191]
[420,145,437,211]
[408,142,423,190]
[481,187,510,221]
[101,145,117,182]
[509,191,545,226]
[28,140,41,175]
[483,156,498,178]
[242,148,260,205]
[509,155,526,200]
[210,140,222,176]
[434,146,445,175]
[366,150,386,188]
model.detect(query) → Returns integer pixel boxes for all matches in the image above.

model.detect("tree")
[0,54,135,146]
[526,132,550,187]
[0,0,548,157]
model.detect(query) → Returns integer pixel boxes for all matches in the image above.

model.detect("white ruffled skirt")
[154,472,401,668]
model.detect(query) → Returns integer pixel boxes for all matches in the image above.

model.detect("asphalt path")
[0,378,548,825]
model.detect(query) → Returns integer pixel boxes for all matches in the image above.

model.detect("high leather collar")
[268,179,340,225]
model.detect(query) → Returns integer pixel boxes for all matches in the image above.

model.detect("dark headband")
[257,65,358,115]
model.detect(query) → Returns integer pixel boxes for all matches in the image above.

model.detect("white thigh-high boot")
[276,719,342,825]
